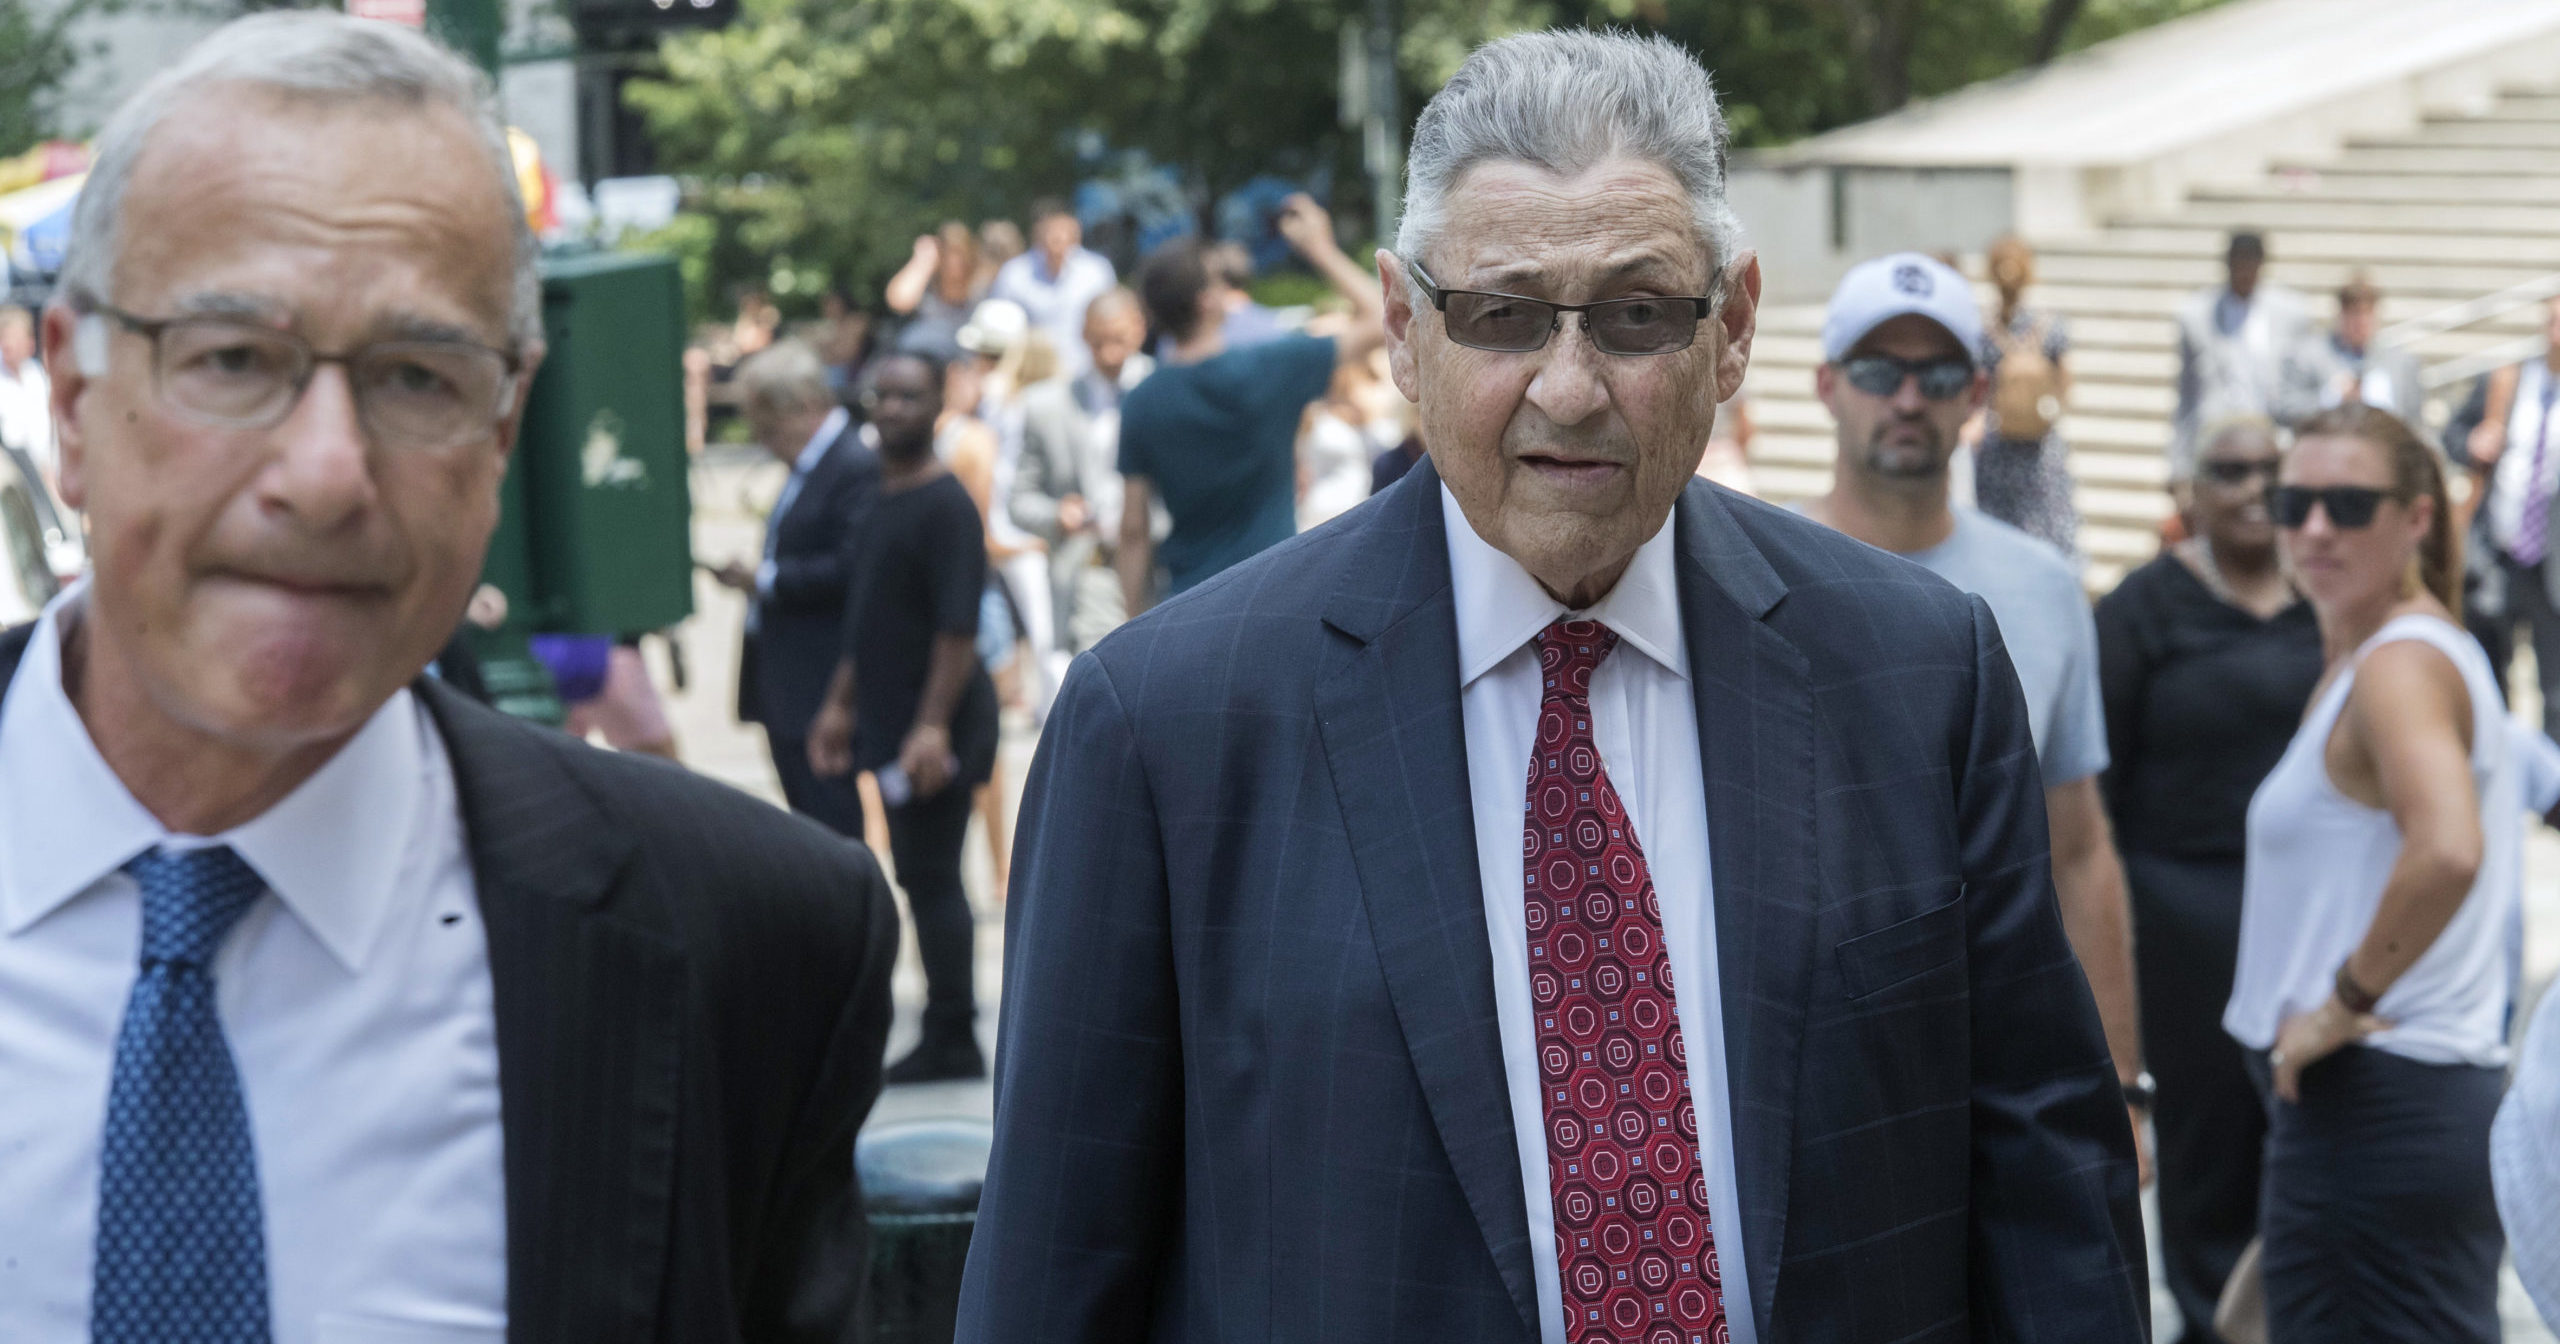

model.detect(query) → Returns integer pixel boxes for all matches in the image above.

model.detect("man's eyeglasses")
[78,302,521,453]
[1838,356,1974,401]
[2267,484,2396,529]
[1403,259,1723,357]
[2197,458,2280,486]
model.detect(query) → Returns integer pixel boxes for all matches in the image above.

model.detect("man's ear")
[1378,248,1421,403]
[1714,252,1762,404]
[41,303,92,510]
[490,341,546,466]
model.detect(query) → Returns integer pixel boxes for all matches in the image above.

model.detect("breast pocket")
[1835,890,1967,1000]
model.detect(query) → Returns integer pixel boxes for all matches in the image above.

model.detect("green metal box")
[503,249,695,636]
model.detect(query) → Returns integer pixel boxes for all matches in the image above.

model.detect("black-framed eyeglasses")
[2198,458,2280,486]
[1839,355,1975,401]
[2267,484,2396,529]
[78,301,522,453]
[1403,258,1723,356]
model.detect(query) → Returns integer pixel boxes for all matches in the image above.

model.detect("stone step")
[2139,197,2560,234]
[1744,427,2173,490]
[2245,169,2560,203]
[2031,252,2560,295]
[2060,226,2560,266]
[1752,394,2172,451]
[2367,120,2560,148]
[1742,335,2178,387]
[2315,145,2560,175]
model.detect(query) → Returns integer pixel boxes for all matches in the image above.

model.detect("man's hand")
[2127,1104,2154,1190]
[2271,995,2389,1103]
[912,233,939,266]
[2470,418,2508,468]
[808,699,856,779]
[1275,194,1337,259]
[711,559,759,593]
[900,722,957,798]
[1058,493,1092,535]
[464,583,510,631]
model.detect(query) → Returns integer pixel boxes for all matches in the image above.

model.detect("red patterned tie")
[1526,619,1727,1344]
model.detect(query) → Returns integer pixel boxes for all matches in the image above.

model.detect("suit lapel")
[1673,483,1814,1338]
[1313,463,1541,1337]
[419,683,686,1344]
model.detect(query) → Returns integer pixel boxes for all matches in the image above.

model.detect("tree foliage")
[626,0,2232,319]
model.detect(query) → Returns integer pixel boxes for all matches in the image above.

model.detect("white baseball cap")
[955,298,1030,357]
[1820,253,1983,365]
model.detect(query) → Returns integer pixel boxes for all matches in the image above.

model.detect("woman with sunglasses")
[2224,404,2519,1341]
[2094,415,2320,1341]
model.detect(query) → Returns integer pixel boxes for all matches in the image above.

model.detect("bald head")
[1083,286,1146,383]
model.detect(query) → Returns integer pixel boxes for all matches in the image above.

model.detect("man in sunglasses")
[1801,251,2151,1191]
[966,31,2145,1344]
[8,13,894,1339]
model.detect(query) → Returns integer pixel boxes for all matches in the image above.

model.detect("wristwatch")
[2121,1071,2156,1110]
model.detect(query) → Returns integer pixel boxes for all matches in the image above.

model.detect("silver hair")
[734,339,837,418]
[1394,29,1743,280]
[2177,413,2285,482]
[57,10,540,349]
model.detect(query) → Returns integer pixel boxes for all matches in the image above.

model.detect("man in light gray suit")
[1009,286,1151,660]
[2175,231,2310,468]
[2276,273,2424,428]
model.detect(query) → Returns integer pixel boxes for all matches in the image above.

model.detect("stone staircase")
[1739,84,2560,589]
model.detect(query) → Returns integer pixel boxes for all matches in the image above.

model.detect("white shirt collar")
[1439,482,1689,688]
[795,406,850,475]
[0,588,426,972]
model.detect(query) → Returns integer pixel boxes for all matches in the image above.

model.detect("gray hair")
[1395,29,1743,279]
[57,10,539,349]
[734,340,837,419]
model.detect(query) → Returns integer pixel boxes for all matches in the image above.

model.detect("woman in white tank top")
[2224,405,2515,1341]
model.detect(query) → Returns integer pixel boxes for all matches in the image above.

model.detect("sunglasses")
[2198,458,2281,486]
[1839,355,1975,401]
[1404,259,1723,356]
[2267,484,2397,529]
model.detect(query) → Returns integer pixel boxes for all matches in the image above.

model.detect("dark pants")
[886,779,977,1039]
[2125,851,2263,1344]
[768,733,870,841]
[2492,556,2560,739]
[2246,1046,2506,1344]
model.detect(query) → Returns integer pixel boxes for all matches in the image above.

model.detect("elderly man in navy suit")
[959,29,2146,1344]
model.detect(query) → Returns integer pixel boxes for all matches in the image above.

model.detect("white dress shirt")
[1443,486,1756,1344]
[0,592,507,1344]
[757,404,851,599]
[2491,359,2560,559]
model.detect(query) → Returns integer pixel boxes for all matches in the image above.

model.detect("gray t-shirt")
[1906,510,2109,787]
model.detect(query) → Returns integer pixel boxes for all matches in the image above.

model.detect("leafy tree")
[624,0,2233,320]
[0,0,111,157]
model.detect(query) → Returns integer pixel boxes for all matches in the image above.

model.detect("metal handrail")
[2423,334,2549,391]
[2378,271,2560,351]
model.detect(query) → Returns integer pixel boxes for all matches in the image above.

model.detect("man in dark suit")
[959,29,2145,1344]
[715,338,879,839]
[4,13,891,1341]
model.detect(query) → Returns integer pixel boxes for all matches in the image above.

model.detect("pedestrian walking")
[2443,295,2560,733]
[988,198,1117,382]
[2095,416,2319,1344]
[1010,286,1150,660]
[716,339,879,839]
[961,31,2146,1344]
[2277,273,2423,428]
[886,220,991,362]
[1116,194,1384,607]
[2225,404,2516,1343]
[1976,235,2081,557]
[4,14,895,1338]
[1800,253,2151,1163]
[810,352,1001,1084]
[2175,232,2311,468]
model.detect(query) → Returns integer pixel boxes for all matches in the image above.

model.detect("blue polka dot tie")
[91,845,272,1343]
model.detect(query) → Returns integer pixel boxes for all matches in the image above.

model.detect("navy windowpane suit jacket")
[956,460,2148,1343]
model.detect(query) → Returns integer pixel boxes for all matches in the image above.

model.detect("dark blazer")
[956,461,2147,1343]
[0,625,898,1343]
[741,424,881,736]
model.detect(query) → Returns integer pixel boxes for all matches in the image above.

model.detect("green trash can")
[857,1119,991,1343]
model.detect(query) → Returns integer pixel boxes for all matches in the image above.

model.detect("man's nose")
[1888,371,1932,414]
[1525,315,1610,428]
[262,362,378,528]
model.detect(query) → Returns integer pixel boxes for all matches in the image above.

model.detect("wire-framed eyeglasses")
[1403,258,1724,357]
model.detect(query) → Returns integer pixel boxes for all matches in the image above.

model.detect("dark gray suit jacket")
[741,423,881,737]
[0,625,898,1342]
[955,461,2146,1343]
